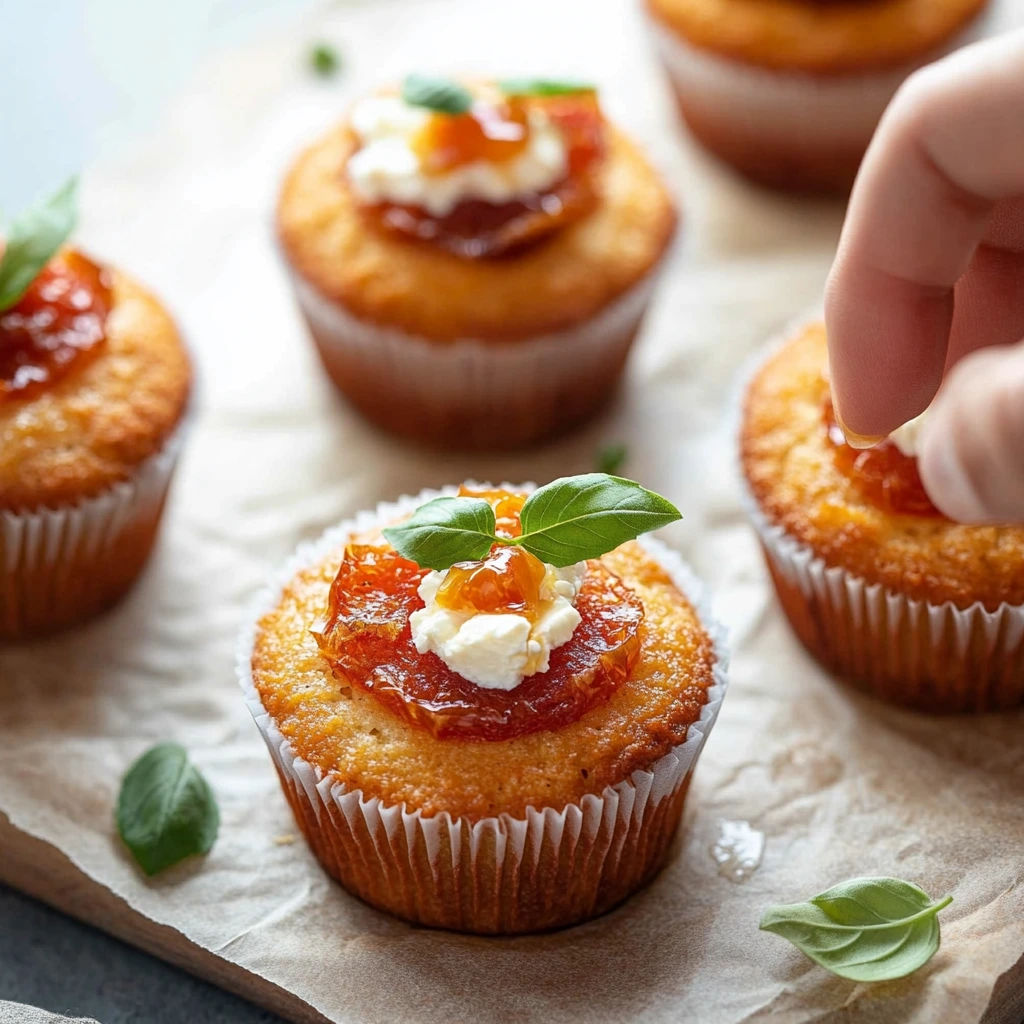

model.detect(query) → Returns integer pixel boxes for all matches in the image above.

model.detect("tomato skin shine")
[353,91,606,259]
[0,250,112,401]
[312,489,644,742]
[823,399,941,517]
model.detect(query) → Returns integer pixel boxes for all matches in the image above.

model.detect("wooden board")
[0,814,328,1024]
[3,812,1023,1024]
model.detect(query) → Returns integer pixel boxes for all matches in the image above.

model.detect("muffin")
[240,476,727,933]
[277,76,678,449]
[739,322,1024,713]
[0,182,192,638]
[643,0,990,192]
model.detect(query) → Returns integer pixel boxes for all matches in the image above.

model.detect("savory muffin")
[277,76,677,449]
[0,183,192,637]
[740,322,1024,712]
[644,0,990,192]
[241,478,726,933]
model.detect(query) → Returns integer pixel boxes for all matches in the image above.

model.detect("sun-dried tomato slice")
[312,541,643,742]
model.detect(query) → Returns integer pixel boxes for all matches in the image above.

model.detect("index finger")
[824,30,1024,442]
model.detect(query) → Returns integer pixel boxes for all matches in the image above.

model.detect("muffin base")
[239,488,728,934]
[648,19,983,193]
[0,421,188,639]
[291,272,658,451]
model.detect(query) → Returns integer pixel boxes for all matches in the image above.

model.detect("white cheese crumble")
[408,560,587,690]
[345,93,568,217]
[889,407,930,457]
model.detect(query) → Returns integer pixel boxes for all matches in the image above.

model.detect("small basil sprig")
[309,43,341,78]
[383,473,681,570]
[116,743,219,876]
[760,877,953,982]
[0,177,78,312]
[402,74,473,115]
[500,78,596,97]
[596,442,627,475]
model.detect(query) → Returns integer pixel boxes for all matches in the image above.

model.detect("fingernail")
[834,409,886,451]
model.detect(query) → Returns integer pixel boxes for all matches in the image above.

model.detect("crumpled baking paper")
[1,1,1023,1022]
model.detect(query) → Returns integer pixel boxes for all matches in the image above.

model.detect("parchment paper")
[2,1,1024,1022]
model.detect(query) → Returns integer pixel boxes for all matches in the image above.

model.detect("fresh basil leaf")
[516,473,680,566]
[309,43,341,78]
[596,442,628,475]
[383,496,497,570]
[116,743,219,877]
[0,178,78,312]
[499,78,596,97]
[402,74,473,115]
[760,877,953,982]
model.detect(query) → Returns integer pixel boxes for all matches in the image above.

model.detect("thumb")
[919,341,1024,523]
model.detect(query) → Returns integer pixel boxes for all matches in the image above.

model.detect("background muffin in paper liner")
[238,487,728,934]
[737,321,1024,713]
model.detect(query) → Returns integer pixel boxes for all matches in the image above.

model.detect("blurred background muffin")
[643,0,991,192]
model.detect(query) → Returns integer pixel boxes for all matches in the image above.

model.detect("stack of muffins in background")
[1,0,1018,942]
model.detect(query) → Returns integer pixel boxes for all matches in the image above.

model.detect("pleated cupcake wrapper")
[733,329,1024,712]
[647,15,989,166]
[289,269,661,447]
[0,418,189,637]
[238,486,729,933]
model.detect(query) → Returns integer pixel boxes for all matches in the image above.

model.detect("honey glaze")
[356,92,606,259]
[823,398,941,517]
[312,489,644,741]
[0,249,112,401]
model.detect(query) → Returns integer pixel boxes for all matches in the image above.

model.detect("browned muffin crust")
[251,540,715,823]
[0,264,192,512]
[646,0,989,75]
[741,323,1024,609]
[276,126,677,344]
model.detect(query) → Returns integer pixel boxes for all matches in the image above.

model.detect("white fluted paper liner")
[237,485,729,933]
[647,14,989,187]
[734,329,1024,713]
[0,418,189,638]
[290,268,661,449]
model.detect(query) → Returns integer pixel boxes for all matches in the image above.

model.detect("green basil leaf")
[499,78,596,97]
[595,442,628,475]
[383,496,497,570]
[402,74,473,115]
[309,43,341,78]
[760,877,953,982]
[516,473,681,566]
[116,743,219,877]
[0,178,78,312]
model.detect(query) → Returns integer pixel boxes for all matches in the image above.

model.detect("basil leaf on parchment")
[760,877,953,982]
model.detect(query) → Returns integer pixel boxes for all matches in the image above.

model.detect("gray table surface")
[0,884,287,1024]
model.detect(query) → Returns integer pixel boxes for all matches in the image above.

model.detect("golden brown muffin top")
[0,263,193,512]
[276,125,677,343]
[646,0,989,74]
[741,323,1024,609]
[251,539,716,822]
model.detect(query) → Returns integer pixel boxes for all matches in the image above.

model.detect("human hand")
[825,29,1024,523]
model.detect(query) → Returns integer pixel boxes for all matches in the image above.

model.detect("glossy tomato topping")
[353,91,606,259]
[312,489,644,741]
[823,399,941,517]
[0,250,112,401]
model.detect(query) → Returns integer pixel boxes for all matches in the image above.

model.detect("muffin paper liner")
[0,419,189,638]
[238,486,729,933]
[734,329,1024,713]
[289,270,661,449]
[646,15,988,189]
